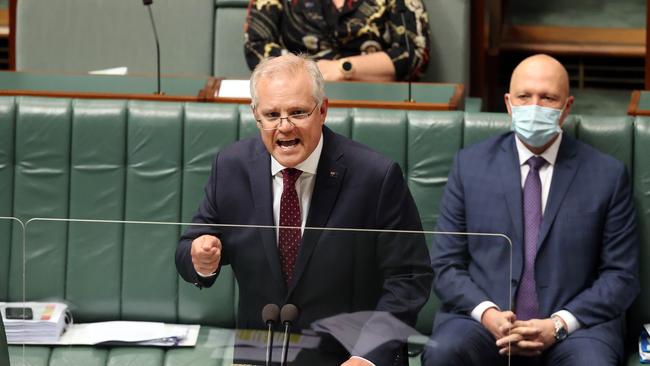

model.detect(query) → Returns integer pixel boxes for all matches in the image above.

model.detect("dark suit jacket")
[431,132,639,357]
[176,126,433,364]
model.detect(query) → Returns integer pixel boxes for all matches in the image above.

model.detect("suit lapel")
[287,128,346,297]
[538,136,579,248]
[248,140,286,293]
[497,135,524,281]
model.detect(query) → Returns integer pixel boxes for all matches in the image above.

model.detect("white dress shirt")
[471,132,580,334]
[271,133,323,239]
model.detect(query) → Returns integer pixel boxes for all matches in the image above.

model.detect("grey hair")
[249,54,325,109]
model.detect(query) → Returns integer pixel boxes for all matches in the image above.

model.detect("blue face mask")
[510,103,564,147]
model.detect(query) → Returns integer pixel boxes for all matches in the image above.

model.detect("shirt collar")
[515,131,562,167]
[271,132,323,176]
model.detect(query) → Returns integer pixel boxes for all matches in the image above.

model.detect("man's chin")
[273,151,305,168]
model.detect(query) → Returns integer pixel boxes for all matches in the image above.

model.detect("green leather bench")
[15,0,215,75]
[0,96,648,365]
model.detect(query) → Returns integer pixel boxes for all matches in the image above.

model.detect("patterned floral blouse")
[244,0,430,80]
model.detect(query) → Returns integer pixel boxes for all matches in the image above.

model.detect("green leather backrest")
[631,116,650,343]
[16,0,215,76]
[0,97,239,328]
[0,97,647,342]
[0,98,14,302]
[421,0,470,84]
[213,0,250,78]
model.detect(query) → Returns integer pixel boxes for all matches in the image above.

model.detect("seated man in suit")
[422,54,639,365]
[176,53,433,365]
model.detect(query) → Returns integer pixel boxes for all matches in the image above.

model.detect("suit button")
[511,279,518,286]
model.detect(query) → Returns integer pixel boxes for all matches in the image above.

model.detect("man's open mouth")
[277,139,300,148]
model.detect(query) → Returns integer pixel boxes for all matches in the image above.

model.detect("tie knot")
[527,156,547,171]
[282,168,302,185]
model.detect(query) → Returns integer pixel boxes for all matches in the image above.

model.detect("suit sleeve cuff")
[196,270,217,278]
[350,356,375,366]
[552,310,581,334]
[471,301,499,322]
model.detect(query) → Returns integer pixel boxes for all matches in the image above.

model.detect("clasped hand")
[481,308,557,357]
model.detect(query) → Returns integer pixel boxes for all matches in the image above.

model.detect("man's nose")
[277,118,295,133]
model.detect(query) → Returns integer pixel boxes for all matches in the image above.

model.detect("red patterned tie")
[279,168,302,285]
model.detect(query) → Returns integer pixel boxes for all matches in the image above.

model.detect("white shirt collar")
[271,132,323,176]
[515,132,562,167]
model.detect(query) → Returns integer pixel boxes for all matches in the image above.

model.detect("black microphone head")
[262,304,280,325]
[280,304,299,324]
[143,0,153,5]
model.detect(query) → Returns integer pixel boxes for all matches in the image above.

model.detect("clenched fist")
[191,235,222,276]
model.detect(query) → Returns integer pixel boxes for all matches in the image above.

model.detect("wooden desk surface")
[213,80,464,111]
[0,71,464,110]
[627,90,650,116]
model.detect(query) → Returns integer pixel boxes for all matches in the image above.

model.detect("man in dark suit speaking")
[176,54,433,365]
[422,54,639,365]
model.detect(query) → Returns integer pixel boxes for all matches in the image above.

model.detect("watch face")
[342,61,353,72]
[553,318,568,340]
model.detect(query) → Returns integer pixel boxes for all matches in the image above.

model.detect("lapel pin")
[329,170,338,178]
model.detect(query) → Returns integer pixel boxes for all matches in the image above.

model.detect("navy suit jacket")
[176,126,433,364]
[431,132,639,355]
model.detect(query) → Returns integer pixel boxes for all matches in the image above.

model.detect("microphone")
[279,304,299,366]
[142,0,162,94]
[262,304,280,366]
[396,0,414,102]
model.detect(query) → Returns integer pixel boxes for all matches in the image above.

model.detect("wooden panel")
[500,25,645,57]
[646,0,650,89]
[628,90,641,116]
[9,0,14,70]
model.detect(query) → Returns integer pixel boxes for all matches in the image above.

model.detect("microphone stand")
[143,0,162,95]
[262,303,280,366]
[280,320,291,366]
[398,1,414,102]
[265,320,275,366]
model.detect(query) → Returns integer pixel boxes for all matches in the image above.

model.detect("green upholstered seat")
[213,0,250,79]
[0,96,648,365]
[15,0,215,76]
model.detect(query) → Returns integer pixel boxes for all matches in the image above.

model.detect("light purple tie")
[515,156,546,320]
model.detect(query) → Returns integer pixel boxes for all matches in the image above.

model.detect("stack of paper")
[640,324,650,363]
[1,302,71,343]
[311,311,421,356]
[58,321,199,347]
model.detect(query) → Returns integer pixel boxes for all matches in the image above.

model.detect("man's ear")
[504,93,512,115]
[559,95,575,127]
[319,97,329,125]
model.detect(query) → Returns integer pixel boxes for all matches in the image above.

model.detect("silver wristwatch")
[553,316,568,341]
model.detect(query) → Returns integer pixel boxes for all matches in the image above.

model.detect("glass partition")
[5,218,513,365]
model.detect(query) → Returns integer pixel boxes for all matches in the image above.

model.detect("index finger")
[509,325,542,337]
